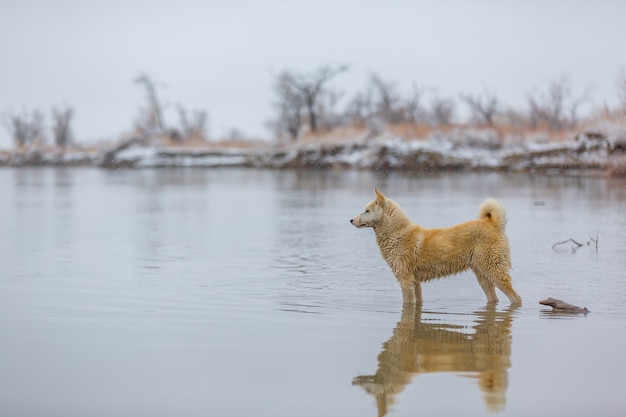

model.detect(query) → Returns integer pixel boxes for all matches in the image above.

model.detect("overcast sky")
[1,0,625,147]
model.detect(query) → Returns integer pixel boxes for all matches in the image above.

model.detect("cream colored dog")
[350,189,522,305]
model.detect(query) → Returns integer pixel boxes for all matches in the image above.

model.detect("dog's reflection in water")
[353,304,516,416]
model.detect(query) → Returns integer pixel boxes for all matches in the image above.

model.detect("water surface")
[1,168,625,416]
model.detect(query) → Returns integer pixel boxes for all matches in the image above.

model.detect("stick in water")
[539,297,590,313]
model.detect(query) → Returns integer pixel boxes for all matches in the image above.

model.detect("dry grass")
[139,134,270,149]
[388,123,448,140]
[294,122,588,146]
[296,125,370,145]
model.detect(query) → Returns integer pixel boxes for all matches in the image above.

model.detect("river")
[1,168,625,416]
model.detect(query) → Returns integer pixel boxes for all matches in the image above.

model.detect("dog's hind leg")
[494,277,522,305]
[473,269,499,303]
[485,268,522,304]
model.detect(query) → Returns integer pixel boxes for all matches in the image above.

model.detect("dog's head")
[350,188,387,228]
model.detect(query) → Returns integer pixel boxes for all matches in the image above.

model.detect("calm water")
[1,168,625,417]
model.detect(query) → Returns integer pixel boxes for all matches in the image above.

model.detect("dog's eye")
[365,209,370,213]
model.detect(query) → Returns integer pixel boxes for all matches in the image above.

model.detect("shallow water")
[1,168,625,416]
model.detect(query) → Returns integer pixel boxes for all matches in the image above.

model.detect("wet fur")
[350,189,522,305]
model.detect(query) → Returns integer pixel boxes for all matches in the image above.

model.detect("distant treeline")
[3,65,626,148]
[268,64,626,141]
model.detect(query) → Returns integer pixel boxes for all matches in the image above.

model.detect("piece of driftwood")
[539,297,590,313]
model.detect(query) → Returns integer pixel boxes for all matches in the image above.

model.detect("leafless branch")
[552,232,599,253]
[51,106,73,148]
[272,64,348,136]
[4,109,46,147]
[460,83,499,126]
[177,105,208,141]
[429,97,456,126]
[552,238,583,250]
[133,72,167,138]
[527,75,590,131]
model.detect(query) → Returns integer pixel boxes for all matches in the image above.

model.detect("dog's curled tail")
[478,198,507,231]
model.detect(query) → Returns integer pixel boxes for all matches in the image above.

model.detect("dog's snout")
[350,218,354,223]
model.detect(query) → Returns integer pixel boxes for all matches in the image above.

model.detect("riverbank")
[1,126,625,176]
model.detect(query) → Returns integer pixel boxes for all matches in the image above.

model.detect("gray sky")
[1,0,625,147]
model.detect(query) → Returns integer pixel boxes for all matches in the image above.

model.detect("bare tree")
[177,105,208,141]
[51,106,73,148]
[460,84,499,126]
[134,72,166,138]
[567,88,591,129]
[271,72,305,140]
[345,78,431,127]
[274,64,347,135]
[344,89,373,126]
[4,109,45,147]
[527,77,566,130]
[315,88,344,131]
[363,74,431,124]
[429,97,456,126]
[5,114,30,147]
[405,82,432,124]
[369,73,404,123]
[226,128,246,142]
[527,75,588,130]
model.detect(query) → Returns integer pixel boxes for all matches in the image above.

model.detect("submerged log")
[539,297,590,313]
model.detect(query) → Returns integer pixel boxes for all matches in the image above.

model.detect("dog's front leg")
[395,267,419,304]
[400,283,416,304]
[398,274,419,304]
[414,281,422,305]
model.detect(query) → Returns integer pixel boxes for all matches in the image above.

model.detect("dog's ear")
[374,188,386,206]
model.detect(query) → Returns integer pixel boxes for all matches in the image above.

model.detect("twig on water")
[552,238,583,251]
[552,232,599,253]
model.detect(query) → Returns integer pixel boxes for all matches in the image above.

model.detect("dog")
[350,188,522,305]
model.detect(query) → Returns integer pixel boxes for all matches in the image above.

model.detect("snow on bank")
[2,126,625,175]
[96,128,626,174]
